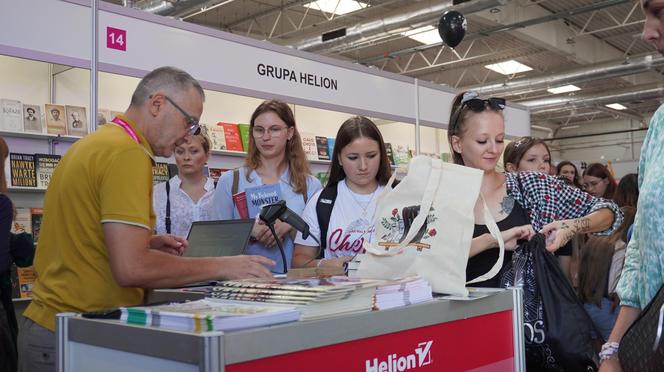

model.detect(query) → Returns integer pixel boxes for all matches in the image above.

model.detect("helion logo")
[365,341,433,372]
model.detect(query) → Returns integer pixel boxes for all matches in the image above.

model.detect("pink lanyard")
[111,117,140,144]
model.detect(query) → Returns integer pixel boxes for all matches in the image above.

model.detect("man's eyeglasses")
[252,125,288,138]
[450,91,506,134]
[162,95,201,136]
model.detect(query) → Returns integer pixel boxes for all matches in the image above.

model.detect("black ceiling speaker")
[438,10,467,48]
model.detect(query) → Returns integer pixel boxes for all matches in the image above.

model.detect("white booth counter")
[57,288,525,372]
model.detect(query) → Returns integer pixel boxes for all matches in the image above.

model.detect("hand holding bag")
[353,156,504,296]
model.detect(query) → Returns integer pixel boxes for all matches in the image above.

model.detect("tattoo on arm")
[499,196,515,215]
[573,217,591,233]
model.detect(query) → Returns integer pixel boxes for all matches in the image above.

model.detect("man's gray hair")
[130,66,205,107]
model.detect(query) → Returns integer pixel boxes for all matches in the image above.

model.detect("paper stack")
[120,299,300,332]
[373,276,433,311]
[208,276,381,320]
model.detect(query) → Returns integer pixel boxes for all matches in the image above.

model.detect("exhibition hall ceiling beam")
[287,0,506,53]
[471,0,660,86]
[522,82,664,112]
[468,53,664,96]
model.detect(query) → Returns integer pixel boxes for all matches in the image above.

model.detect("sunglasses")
[160,95,201,136]
[450,91,506,133]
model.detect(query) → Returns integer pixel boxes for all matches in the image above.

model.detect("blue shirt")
[212,167,322,273]
[618,103,664,309]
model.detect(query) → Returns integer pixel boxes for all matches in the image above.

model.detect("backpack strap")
[231,168,240,196]
[315,183,338,258]
[165,180,171,234]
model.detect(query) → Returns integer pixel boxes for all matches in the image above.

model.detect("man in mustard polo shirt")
[18,67,274,372]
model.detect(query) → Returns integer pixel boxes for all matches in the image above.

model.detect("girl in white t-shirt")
[292,116,393,269]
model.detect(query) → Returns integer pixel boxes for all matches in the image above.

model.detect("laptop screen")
[184,219,254,258]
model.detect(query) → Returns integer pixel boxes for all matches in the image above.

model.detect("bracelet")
[599,342,620,363]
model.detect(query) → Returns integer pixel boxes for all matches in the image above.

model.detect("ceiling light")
[402,26,441,45]
[605,103,627,110]
[304,0,368,15]
[484,60,533,75]
[547,85,581,94]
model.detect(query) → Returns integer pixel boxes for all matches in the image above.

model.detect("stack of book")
[208,276,381,320]
[373,277,433,311]
[120,299,300,332]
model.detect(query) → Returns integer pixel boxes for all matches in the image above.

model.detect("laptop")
[184,219,254,258]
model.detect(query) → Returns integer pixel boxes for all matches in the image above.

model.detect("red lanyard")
[111,117,140,144]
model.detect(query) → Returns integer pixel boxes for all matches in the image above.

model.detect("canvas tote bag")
[352,156,504,296]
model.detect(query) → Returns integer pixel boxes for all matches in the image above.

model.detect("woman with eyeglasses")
[292,116,393,270]
[583,163,617,199]
[153,131,216,241]
[212,100,322,273]
[448,91,623,288]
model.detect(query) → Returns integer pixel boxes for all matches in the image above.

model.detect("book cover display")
[22,104,43,133]
[220,122,243,152]
[0,99,23,132]
[300,132,318,161]
[31,208,44,244]
[245,183,282,218]
[11,207,31,234]
[65,105,88,136]
[34,154,61,190]
[152,162,170,185]
[315,136,329,160]
[10,153,37,188]
[205,123,227,151]
[327,137,336,158]
[45,104,66,135]
[385,143,395,166]
[97,108,112,127]
[237,123,250,152]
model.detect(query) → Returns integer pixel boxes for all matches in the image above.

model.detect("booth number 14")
[107,27,127,51]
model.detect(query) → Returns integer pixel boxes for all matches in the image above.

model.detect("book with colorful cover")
[17,266,35,298]
[9,153,36,188]
[232,191,249,219]
[152,162,170,185]
[300,132,318,161]
[205,123,226,151]
[34,153,61,190]
[208,167,225,186]
[120,299,300,332]
[327,137,336,158]
[0,99,23,132]
[11,207,32,234]
[31,208,43,244]
[220,122,243,152]
[238,123,250,152]
[245,183,282,218]
[315,136,329,160]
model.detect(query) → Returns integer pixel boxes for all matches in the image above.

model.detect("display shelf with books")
[0,129,82,143]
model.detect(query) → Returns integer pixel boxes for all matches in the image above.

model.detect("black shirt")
[467,201,530,288]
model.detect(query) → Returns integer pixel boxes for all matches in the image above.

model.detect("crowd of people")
[0,1,661,371]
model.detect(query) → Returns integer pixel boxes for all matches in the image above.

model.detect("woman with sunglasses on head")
[557,161,583,188]
[212,100,322,273]
[292,116,393,270]
[448,91,623,288]
[503,137,574,281]
[153,131,216,241]
[583,163,617,199]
